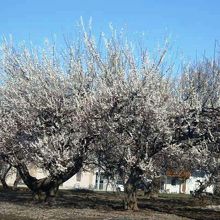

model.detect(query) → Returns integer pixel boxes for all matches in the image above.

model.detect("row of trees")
[0,26,219,210]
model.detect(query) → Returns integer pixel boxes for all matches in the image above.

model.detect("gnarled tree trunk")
[214,168,220,196]
[15,156,84,202]
[124,182,138,210]
[124,167,143,211]
[0,163,12,189]
[0,177,9,189]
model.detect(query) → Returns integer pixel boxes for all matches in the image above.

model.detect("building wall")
[164,177,182,193]
[164,172,214,194]
[61,170,96,189]
[185,176,214,194]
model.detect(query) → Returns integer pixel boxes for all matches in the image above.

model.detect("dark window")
[193,170,205,178]
[95,172,98,189]
[171,178,177,186]
[95,172,104,190]
[99,173,104,189]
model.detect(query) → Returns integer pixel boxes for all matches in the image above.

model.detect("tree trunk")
[214,169,220,196]
[15,156,84,202]
[123,167,143,211]
[0,164,12,189]
[32,177,60,202]
[149,177,160,198]
[0,177,10,189]
[124,182,138,210]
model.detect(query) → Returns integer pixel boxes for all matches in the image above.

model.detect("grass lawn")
[0,187,219,220]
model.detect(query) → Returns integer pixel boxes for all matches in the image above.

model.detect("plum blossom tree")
[84,32,177,209]
[146,55,220,199]
[90,39,220,208]
[0,35,100,200]
[171,57,220,196]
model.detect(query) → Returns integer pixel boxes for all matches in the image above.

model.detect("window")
[95,172,104,190]
[171,178,177,186]
[193,170,205,178]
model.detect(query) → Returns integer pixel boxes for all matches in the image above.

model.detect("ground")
[0,187,219,220]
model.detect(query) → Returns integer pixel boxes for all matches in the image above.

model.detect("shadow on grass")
[0,187,124,210]
[0,187,220,220]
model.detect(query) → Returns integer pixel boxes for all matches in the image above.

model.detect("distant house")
[60,168,117,191]
[161,170,214,194]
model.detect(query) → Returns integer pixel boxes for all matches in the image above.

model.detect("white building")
[162,170,214,194]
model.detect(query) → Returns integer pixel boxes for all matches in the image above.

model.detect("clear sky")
[0,0,220,62]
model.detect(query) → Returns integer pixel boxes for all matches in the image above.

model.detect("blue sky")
[0,0,220,62]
